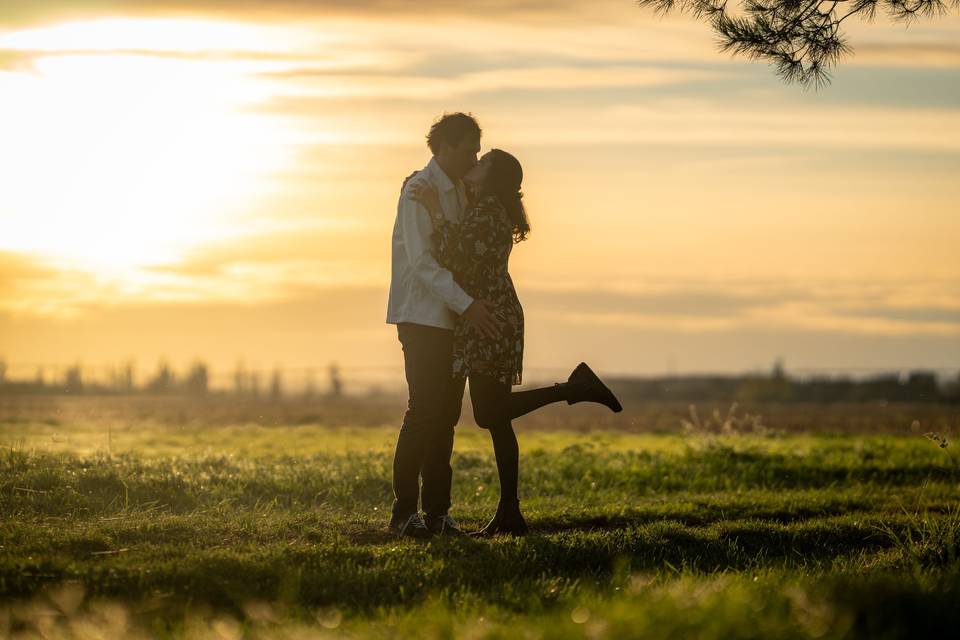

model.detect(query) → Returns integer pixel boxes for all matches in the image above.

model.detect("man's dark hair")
[426,112,481,154]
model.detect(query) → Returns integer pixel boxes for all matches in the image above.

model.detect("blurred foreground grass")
[1,396,958,638]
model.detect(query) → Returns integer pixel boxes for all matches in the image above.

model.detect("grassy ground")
[1,396,958,638]
[2,392,956,434]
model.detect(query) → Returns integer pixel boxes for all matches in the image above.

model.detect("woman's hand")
[408,180,443,217]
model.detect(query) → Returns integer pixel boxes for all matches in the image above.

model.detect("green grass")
[1,403,959,638]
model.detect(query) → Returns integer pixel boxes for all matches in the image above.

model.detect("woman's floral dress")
[429,193,524,387]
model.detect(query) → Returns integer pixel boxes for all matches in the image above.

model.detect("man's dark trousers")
[392,322,466,520]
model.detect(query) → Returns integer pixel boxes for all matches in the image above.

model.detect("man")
[386,113,500,538]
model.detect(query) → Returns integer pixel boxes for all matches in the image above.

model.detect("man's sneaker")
[388,512,434,539]
[424,513,465,536]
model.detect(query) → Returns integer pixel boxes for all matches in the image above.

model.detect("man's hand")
[461,300,501,340]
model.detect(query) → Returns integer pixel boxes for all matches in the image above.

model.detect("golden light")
[0,19,301,275]
[0,16,310,53]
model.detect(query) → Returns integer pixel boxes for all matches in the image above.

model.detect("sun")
[0,19,296,274]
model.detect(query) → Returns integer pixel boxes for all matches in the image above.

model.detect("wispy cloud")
[854,41,960,68]
[0,251,106,318]
[528,281,960,336]
[5,246,957,339]
[254,93,960,150]
[0,250,59,288]
[6,1,960,70]
[0,0,595,27]
[256,65,728,99]
[1,6,958,373]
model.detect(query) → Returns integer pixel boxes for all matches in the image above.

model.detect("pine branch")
[636,0,960,87]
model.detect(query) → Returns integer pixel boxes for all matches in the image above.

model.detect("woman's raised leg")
[508,362,623,420]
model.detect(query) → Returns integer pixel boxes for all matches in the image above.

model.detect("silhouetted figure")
[387,113,491,539]
[409,147,621,536]
[387,113,621,539]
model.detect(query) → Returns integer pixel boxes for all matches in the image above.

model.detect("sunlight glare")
[0,44,296,273]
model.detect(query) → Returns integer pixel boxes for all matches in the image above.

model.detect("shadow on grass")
[2,514,911,615]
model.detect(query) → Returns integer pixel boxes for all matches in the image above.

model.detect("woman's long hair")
[483,149,530,243]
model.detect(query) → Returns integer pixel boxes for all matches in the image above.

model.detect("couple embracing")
[385,112,622,539]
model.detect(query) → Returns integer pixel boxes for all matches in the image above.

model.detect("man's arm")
[397,191,474,315]
[397,180,502,339]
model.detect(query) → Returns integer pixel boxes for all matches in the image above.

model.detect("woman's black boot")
[563,362,623,412]
[471,499,528,537]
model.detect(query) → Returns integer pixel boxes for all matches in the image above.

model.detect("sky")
[0,0,958,388]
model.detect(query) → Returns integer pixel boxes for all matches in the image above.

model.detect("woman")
[410,149,622,536]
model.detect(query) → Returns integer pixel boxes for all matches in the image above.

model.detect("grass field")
[1,396,959,638]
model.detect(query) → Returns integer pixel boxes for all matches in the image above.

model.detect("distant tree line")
[0,359,344,400]
[608,367,959,404]
[0,357,955,403]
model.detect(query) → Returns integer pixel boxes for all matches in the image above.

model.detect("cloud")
[526,281,960,336]
[255,65,727,100]
[837,306,960,324]
[522,101,960,150]
[0,48,36,69]
[853,41,960,68]
[6,244,957,340]
[523,286,798,318]
[142,225,960,337]
[0,250,57,278]
[1,278,957,378]
[0,5,726,66]
[0,224,389,318]
[143,224,383,275]
[0,0,604,27]
[258,93,960,150]
[0,47,407,72]
[0,251,107,318]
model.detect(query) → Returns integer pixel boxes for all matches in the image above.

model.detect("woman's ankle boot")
[472,498,528,537]
[564,362,623,412]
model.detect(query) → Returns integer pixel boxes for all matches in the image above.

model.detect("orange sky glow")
[1,1,958,386]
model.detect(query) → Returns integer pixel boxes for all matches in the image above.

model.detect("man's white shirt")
[386,157,474,329]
